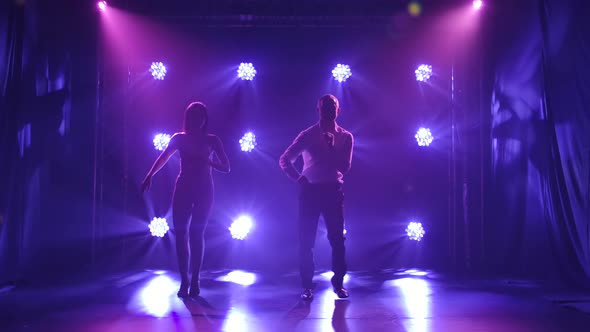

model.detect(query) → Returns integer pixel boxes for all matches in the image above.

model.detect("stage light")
[229,215,253,240]
[97,1,107,11]
[239,132,257,152]
[407,1,422,16]
[149,62,167,80]
[153,133,171,151]
[415,127,433,147]
[473,0,483,10]
[415,64,433,82]
[149,217,169,238]
[237,63,257,80]
[332,64,352,82]
[406,221,425,241]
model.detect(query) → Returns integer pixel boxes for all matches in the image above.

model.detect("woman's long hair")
[183,102,208,134]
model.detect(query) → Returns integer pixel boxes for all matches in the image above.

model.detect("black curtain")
[489,0,590,284]
[0,1,26,285]
[539,0,590,283]
[0,0,97,284]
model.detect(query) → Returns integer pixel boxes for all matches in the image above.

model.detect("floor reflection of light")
[216,270,257,286]
[394,269,430,277]
[319,271,351,284]
[222,308,249,332]
[130,274,178,317]
[317,289,336,319]
[315,289,350,332]
[390,277,432,332]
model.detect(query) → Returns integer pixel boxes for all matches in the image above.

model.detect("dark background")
[1,0,588,287]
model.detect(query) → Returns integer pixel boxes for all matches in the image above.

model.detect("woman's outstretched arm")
[141,134,179,192]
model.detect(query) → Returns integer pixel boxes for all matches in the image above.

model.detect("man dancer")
[279,94,354,300]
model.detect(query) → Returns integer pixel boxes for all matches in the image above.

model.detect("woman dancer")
[141,102,230,297]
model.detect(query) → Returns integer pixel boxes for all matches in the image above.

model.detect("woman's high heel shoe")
[189,280,200,297]
[177,282,189,298]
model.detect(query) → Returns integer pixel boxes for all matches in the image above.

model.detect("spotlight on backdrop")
[406,221,425,241]
[237,63,257,81]
[332,64,352,83]
[229,215,253,240]
[97,1,107,11]
[149,62,167,80]
[415,64,433,82]
[415,127,434,147]
[149,217,170,238]
[473,0,483,10]
[239,132,257,152]
[153,133,171,151]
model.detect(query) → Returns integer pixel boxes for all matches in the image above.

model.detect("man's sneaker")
[334,287,349,298]
[301,288,314,301]
[331,276,349,298]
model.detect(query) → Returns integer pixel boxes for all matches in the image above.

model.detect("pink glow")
[98,1,107,11]
[99,6,196,68]
[473,0,483,10]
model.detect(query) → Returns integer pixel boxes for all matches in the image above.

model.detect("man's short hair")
[318,94,339,108]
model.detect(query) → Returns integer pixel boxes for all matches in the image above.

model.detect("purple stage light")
[406,222,425,241]
[149,217,169,238]
[149,62,167,80]
[239,132,257,152]
[229,215,253,240]
[237,63,257,80]
[332,64,352,82]
[415,64,432,82]
[415,127,433,147]
[153,133,171,151]
[97,1,107,11]
[473,0,483,10]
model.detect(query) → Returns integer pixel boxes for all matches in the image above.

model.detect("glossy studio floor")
[2,268,590,332]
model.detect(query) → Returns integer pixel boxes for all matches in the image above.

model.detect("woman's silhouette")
[141,102,230,297]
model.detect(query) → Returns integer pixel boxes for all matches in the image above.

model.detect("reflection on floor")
[1,269,590,331]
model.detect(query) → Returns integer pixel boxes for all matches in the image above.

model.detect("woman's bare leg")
[172,185,193,297]
[188,188,213,296]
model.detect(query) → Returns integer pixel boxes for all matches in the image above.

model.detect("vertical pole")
[479,13,486,271]
[92,6,103,270]
[121,64,130,267]
[450,63,457,270]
